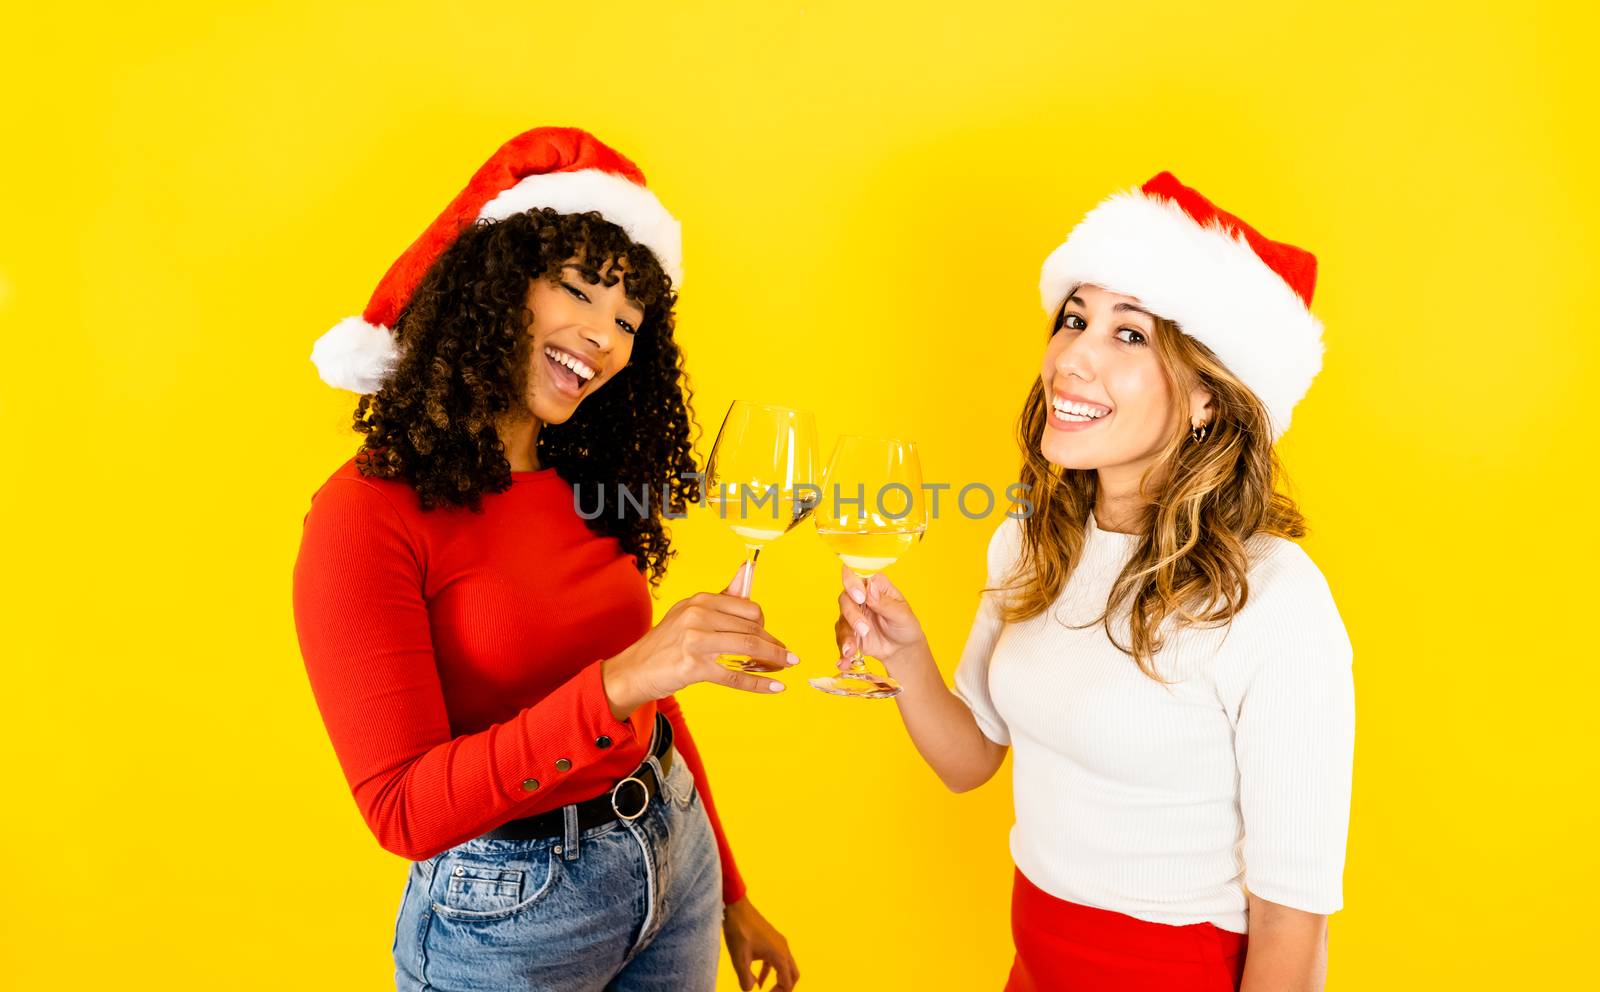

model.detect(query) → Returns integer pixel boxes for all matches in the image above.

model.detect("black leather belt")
[483,713,675,841]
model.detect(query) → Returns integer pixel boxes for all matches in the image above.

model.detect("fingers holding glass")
[704,399,819,673]
[810,436,927,699]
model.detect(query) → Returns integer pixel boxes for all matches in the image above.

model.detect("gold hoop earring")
[1189,422,1211,443]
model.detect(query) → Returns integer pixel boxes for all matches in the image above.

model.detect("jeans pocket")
[431,848,560,922]
[665,750,697,809]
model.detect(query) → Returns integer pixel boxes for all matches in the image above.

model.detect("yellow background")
[3,1,1595,988]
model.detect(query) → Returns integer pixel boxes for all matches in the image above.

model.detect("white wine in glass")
[704,400,819,673]
[810,436,928,699]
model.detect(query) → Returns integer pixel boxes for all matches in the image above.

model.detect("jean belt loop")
[645,752,675,803]
[561,804,581,862]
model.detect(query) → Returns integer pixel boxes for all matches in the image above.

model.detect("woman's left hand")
[723,897,799,990]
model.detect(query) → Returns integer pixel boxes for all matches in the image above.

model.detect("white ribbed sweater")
[953,512,1354,934]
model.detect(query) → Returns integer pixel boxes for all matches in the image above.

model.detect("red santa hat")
[1038,172,1323,440]
[311,126,683,393]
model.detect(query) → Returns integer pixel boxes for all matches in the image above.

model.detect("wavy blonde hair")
[999,301,1307,682]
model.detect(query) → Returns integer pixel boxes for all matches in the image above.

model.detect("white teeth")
[1052,398,1109,419]
[545,347,596,382]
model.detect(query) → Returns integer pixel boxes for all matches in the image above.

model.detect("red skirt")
[1006,869,1248,992]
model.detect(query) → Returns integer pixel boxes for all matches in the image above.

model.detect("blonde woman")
[832,174,1353,991]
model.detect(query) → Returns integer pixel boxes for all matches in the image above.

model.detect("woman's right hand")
[601,564,798,718]
[833,565,931,676]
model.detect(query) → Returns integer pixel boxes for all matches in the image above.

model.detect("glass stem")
[850,568,869,673]
[741,545,761,599]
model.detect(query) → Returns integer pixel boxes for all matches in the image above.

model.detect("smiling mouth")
[1051,396,1112,423]
[544,346,596,394]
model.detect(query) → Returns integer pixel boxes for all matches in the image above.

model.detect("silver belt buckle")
[610,775,650,821]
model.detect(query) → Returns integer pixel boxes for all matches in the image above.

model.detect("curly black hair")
[350,208,702,586]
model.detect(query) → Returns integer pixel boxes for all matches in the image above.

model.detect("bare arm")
[835,569,1008,793]
[1239,891,1329,992]
[883,641,1008,792]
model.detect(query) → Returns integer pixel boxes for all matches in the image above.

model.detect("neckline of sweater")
[1086,508,1141,541]
[1083,509,1141,565]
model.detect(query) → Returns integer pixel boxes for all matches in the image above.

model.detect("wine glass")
[809,435,927,699]
[704,400,819,673]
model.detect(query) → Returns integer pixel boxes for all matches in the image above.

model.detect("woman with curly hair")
[830,174,1354,991]
[293,128,799,992]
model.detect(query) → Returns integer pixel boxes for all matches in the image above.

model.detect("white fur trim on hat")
[1038,191,1323,441]
[310,316,398,394]
[479,168,684,288]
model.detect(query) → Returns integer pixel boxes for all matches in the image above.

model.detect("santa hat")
[1038,172,1323,440]
[311,126,683,393]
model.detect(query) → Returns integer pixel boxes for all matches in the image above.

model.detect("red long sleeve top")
[292,457,745,905]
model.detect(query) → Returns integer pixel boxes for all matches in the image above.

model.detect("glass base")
[809,670,901,699]
[717,655,786,674]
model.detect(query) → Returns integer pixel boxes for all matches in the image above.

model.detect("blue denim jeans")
[392,747,723,991]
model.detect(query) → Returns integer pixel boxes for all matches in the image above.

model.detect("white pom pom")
[310,316,399,393]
